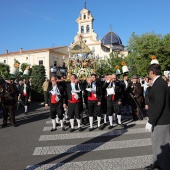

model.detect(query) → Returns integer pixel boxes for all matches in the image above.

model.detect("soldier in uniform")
[120,73,132,115]
[129,75,143,121]
[0,77,16,127]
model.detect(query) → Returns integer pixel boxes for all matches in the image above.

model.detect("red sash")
[51,94,58,104]
[111,94,115,101]
[68,94,80,103]
[88,92,98,101]
[23,92,27,96]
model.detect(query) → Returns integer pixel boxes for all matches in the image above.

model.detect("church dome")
[102,31,122,45]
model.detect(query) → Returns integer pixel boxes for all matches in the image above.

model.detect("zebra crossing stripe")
[33,138,151,155]
[26,154,153,170]
[40,128,149,141]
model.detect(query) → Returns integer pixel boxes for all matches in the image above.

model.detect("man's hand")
[97,102,101,105]
[145,122,152,132]
[45,104,48,108]
[145,105,149,110]
[118,101,121,105]
[63,104,67,108]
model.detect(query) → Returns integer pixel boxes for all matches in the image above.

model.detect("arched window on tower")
[84,15,86,19]
[86,25,90,33]
[81,26,84,33]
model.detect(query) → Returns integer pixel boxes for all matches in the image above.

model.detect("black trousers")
[2,103,15,125]
[50,102,64,120]
[107,100,121,116]
[22,95,29,105]
[88,100,101,117]
[68,102,81,119]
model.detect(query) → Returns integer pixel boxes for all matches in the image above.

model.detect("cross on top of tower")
[84,1,87,9]
[110,24,113,32]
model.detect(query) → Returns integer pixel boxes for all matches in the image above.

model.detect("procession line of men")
[45,72,144,132]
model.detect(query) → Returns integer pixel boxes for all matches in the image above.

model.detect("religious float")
[67,39,99,80]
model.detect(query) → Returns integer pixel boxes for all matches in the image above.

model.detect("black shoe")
[118,123,126,128]
[144,164,160,170]
[78,127,83,132]
[108,125,113,129]
[103,123,107,128]
[62,127,66,131]
[24,111,28,115]
[89,127,94,131]
[50,128,57,132]
[70,128,74,132]
[1,124,8,128]
[98,125,104,130]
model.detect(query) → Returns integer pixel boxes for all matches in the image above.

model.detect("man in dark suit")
[120,73,132,115]
[103,74,124,128]
[64,74,83,132]
[18,78,31,114]
[145,64,170,170]
[85,74,103,131]
[45,76,66,132]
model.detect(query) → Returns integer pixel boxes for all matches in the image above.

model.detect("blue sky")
[0,0,170,54]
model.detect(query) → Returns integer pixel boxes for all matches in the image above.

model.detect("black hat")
[131,75,138,79]
[123,73,129,77]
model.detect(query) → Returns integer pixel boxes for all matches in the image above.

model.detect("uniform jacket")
[85,81,102,102]
[19,83,31,98]
[148,76,170,126]
[102,80,122,101]
[46,83,65,105]
[64,81,84,102]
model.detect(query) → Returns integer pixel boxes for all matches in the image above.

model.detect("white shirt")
[152,76,160,86]
[124,80,128,89]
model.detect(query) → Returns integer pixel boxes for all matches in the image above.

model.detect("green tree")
[96,52,124,75]
[0,63,10,78]
[126,32,170,77]
[31,65,46,101]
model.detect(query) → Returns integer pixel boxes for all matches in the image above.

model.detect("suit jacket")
[145,86,151,105]
[46,83,65,105]
[148,76,170,126]
[19,83,31,98]
[85,81,102,102]
[120,80,131,99]
[102,80,122,101]
[65,82,83,102]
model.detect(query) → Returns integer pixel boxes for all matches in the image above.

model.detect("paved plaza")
[0,103,152,170]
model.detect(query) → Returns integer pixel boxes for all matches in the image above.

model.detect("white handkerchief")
[106,87,115,95]
[91,87,96,92]
[55,95,60,102]
[145,122,152,132]
[72,90,81,93]
[86,88,92,92]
